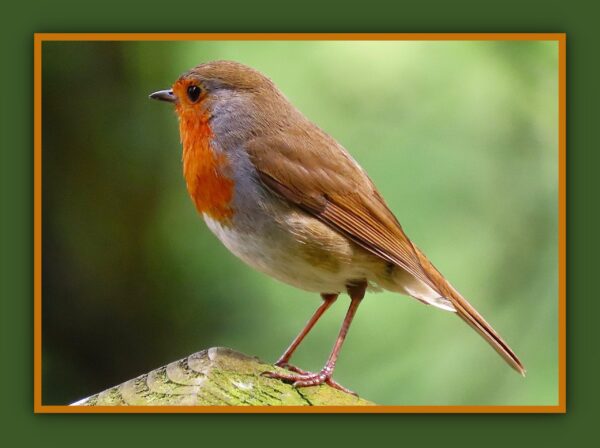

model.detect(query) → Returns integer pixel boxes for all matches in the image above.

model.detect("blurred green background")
[42,40,558,406]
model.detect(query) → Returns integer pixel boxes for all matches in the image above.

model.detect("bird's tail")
[412,247,526,376]
[448,287,526,376]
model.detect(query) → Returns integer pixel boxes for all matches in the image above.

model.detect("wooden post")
[71,347,374,406]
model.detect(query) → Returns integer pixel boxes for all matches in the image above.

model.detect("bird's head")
[150,61,290,140]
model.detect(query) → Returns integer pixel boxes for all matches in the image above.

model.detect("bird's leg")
[273,293,338,372]
[264,282,366,395]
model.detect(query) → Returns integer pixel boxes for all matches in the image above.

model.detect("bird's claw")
[273,361,310,375]
[262,364,357,396]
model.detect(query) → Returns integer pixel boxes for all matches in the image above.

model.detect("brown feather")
[248,121,525,375]
[413,247,526,375]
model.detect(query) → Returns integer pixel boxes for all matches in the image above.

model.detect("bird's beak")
[149,89,176,103]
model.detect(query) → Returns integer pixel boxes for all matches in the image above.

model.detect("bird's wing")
[246,127,525,375]
[246,127,435,291]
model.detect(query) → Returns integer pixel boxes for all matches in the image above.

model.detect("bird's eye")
[187,85,202,103]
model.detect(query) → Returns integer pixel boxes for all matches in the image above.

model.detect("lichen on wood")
[71,347,374,406]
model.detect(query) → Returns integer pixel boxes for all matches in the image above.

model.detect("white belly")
[203,211,368,294]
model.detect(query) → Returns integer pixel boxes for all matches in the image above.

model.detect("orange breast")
[178,110,234,223]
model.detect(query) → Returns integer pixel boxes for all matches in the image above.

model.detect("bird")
[150,60,525,394]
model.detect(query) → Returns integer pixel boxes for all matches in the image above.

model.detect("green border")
[0,0,590,446]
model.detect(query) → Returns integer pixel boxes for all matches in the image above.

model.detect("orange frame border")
[33,32,566,414]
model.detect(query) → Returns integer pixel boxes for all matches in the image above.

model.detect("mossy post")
[71,347,374,406]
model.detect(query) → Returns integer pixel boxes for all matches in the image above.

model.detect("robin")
[150,60,525,394]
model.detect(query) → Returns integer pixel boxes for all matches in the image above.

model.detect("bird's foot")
[263,364,356,396]
[273,361,310,375]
